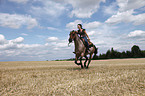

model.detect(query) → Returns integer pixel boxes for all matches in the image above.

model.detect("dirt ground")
[0,58,145,96]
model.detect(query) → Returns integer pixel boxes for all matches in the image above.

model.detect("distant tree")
[115,52,121,58]
[141,50,145,57]
[121,51,127,58]
[131,45,142,58]
[110,48,115,58]
[99,54,106,59]
[126,51,132,58]
[106,49,111,58]
[93,45,145,60]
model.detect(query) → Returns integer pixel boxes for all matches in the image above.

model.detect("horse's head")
[68,30,77,43]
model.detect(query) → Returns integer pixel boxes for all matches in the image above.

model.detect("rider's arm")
[84,30,90,41]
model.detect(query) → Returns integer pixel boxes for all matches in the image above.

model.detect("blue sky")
[0,0,145,61]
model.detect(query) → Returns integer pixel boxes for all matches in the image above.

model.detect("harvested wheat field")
[0,58,145,96]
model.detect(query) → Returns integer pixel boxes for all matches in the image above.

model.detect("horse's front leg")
[75,55,79,65]
[75,55,81,65]
[75,55,83,68]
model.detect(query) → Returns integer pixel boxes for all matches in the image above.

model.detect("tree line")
[93,45,145,60]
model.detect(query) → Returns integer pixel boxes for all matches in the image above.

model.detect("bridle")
[68,30,76,47]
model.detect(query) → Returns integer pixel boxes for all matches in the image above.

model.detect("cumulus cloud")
[30,0,66,18]
[0,34,6,44]
[117,0,145,12]
[66,20,101,31]
[0,34,66,61]
[46,36,69,48]
[10,37,24,44]
[0,35,23,50]
[0,34,42,50]
[66,0,105,18]
[87,31,95,36]
[84,21,102,29]
[105,10,134,24]
[36,0,105,18]
[105,0,145,25]
[66,20,82,30]
[128,30,145,37]
[29,0,106,18]
[47,37,59,42]
[105,10,145,25]
[103,2,118,15]
[0,13,38,29]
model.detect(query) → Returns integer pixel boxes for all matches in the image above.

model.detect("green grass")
[0,58,145,96]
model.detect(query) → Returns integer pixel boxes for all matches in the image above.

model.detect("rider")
[76,24,90,52]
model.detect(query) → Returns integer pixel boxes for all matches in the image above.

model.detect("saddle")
[73,37,94,54]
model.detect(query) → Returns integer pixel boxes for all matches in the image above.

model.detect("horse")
[68,30,98,69]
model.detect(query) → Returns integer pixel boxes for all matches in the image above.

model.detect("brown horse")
[68,30,98,69]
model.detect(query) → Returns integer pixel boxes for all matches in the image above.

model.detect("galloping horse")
[68,30,98,69]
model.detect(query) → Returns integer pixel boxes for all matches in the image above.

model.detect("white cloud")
[21,33,28,36]
[84,21,102,29]
[133,13,145,25]
[30,0,66,18]
[8,0,29,4]
[117,0,145,12]
[47,27,59,31]
[10,37,24,44]
[46,37,68,48]
[66,0,105,18]
[0,34,6,44]
[47,37,59,42]
[103,2,118,15]
[128,30,145,37]
[105,0,145,25]
[31,0,105,18]
[105,10,133,24]
[66,20,102,31]
[0,34,5,41]
[0,35,42,50]
[0,13,38,29]
[88,31,96,36]
[66,20,82,30]
[105,10,145,25]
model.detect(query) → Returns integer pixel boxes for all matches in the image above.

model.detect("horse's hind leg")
[84,56,88,68]
[75,55,79,65]
[86,54,93,68]
[79,57,83,69]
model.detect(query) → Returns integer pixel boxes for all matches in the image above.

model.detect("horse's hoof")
[86,66,88,69]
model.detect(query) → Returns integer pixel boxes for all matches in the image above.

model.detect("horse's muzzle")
[69,38,72,43]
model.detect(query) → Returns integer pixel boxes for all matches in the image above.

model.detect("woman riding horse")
[76,24,90,52]
[68,24,98,69]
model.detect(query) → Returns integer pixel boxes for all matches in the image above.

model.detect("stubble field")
[0,58,145,96]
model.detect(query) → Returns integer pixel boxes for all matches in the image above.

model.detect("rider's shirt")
[78,29,86,38]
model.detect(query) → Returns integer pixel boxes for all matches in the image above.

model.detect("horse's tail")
[94,45,98,55]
